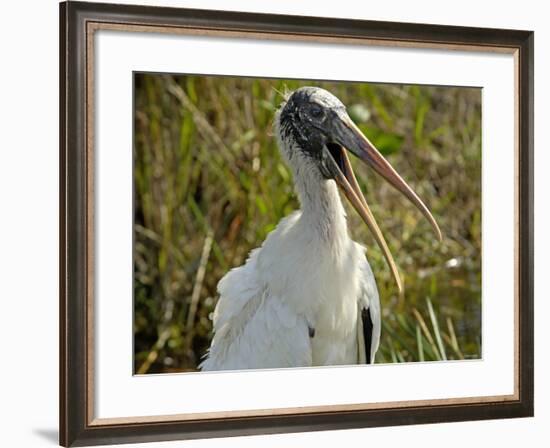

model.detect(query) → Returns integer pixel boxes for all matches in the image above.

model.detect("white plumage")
[200,87,438,371]
[200,199,381,370]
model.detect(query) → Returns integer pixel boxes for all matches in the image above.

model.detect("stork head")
[277,86,442,293]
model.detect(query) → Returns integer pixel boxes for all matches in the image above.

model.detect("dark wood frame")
[60,1,534,446]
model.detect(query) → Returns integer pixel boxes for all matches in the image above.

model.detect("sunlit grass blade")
[416,324,425,362]
[426,297,447,361]
[445,317,464,360]
[412,307,441,361]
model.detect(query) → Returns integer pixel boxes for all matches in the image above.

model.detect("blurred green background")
[133,73,482,374]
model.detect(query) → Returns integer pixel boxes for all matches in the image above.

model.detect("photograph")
[133,73,482,374]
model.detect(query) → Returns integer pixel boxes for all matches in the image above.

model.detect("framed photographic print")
[59,1,534,446]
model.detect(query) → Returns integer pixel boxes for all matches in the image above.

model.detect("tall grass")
[133,73,482,373]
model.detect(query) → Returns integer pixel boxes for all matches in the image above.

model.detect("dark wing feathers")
[361,307,374,364]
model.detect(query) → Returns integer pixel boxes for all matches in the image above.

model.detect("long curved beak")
[322,111,442,293]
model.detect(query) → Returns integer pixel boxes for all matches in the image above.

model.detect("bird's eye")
[309,104,324,119]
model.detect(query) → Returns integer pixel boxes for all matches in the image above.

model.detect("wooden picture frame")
[59,1,534,446]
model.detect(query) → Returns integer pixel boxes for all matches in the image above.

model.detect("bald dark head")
[279,87,347,160]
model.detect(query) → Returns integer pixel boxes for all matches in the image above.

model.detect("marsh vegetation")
[133,74,482,373]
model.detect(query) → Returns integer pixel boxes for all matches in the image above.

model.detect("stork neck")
[294,168,349,243]
[275,118,349,245]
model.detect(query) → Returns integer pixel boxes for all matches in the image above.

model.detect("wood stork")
[200,87,441,371]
